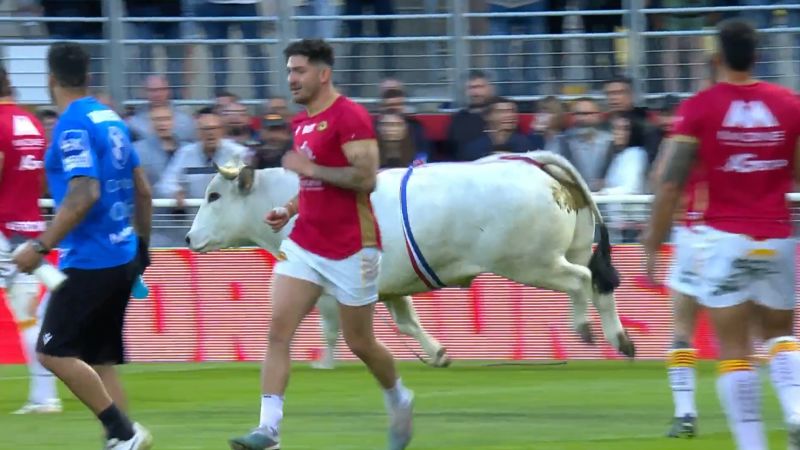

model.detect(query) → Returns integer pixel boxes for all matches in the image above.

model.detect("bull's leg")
[564,247,595,344]
[382,295,450,368]
[312,294,340,370]
[591,291,635,358]
[510,256,595,345]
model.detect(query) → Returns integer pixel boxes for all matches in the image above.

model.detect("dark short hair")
[47,42,90,89]
[382,88,405,100]
[196,106,217,116]
[0,65,11,98]
[216,90,240,101]
[284,39,334,67]
[717,18,757,71]
[483,96,516,117]
[604,75,633,88]
[36,109,58,121]
[468,69,489,81]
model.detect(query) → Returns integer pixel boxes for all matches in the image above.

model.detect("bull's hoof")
[577,322,595,345]
[429,347,451,368]
[616,330,636,359]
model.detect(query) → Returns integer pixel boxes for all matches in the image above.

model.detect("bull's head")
[185,159,258,253]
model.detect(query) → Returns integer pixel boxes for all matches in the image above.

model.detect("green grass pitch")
[0,360,791,449]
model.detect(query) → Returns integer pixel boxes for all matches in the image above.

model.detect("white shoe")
[12,398,62,415]
[387,392,414,450]
[105,423,153,450]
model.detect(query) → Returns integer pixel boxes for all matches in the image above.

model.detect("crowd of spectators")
[31,67,685,245]
[20,0,794,246]
[15,1,796,99]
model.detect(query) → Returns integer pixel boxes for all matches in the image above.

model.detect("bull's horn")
[214,161,241,180]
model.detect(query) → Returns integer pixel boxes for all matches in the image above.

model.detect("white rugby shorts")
[692,225,795,310]
[274,238,381,307]
[0,232,40,322]
[667,226,701,298]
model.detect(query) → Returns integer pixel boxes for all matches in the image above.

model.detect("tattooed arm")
[38,176,100,250]
[310,139,379,193]
[642,136,698,253]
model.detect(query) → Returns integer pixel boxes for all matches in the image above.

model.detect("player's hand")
[282,151,315,178]
[264,206,290,232]
[12,243,42,274]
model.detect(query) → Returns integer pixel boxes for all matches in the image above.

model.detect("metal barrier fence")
[36,194,800,248]
[2,2,798,110]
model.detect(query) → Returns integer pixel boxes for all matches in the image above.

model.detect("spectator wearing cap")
[644,93,681,166]
[249,114,292,169]
[263,96,292,125]
[461,97,532,161]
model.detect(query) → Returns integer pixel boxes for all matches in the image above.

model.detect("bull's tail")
[526,151,621,294]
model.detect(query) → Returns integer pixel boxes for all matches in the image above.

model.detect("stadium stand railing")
[4,1,800,245]
[1,1,798,109]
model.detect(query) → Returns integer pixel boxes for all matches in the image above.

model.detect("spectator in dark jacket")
[461,96,532,161]
[443,70,495,161]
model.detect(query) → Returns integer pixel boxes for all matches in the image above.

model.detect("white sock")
[717,361,767,450]
[667,348,697,417]
[767,337,800,424]
[384,378,411,410]
[23,324,57,404]
[259,394,284,432]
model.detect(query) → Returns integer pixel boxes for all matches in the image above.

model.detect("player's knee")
[343,332,375,359]
[267,327,292,349]
[36,352,55,371]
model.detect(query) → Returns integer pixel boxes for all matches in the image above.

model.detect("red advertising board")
[0,244,776,364]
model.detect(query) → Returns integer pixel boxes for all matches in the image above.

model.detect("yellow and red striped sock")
[666,348,697,417]
[717,359,766,450]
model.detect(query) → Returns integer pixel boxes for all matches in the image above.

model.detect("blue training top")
[45,97,140,270]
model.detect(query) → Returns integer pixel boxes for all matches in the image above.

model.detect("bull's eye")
[208,192,221,203]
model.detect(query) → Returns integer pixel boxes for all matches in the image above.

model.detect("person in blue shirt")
[13,42,154,450]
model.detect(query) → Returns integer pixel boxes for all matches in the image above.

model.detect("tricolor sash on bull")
[399,164,447,290]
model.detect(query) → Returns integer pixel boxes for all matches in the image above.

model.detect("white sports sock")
[384,378,411,410]
[22,324,57,404]
[667,348,697,417]
[717,360,767,450]
[259,394,284,432]
[767,337,800,424]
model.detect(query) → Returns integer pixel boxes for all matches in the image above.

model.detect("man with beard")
[556,97,613,191]
[222,101,259,149]
[443,70,494,161]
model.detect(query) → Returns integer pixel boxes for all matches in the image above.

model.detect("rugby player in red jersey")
[0,66,61,415]
[644,19,800,450]
[228,39,413,450]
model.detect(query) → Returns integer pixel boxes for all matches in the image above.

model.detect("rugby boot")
[387,391,414,450]
[105,422,153,450]
[229,427,280,450]
[666,414,697,438]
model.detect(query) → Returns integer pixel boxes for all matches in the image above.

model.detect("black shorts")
[36,259,138,365]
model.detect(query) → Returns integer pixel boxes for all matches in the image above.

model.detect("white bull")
[185,151,636,368]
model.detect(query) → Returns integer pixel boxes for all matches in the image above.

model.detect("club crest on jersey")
[317,121,328,132]
[108,126,131,170]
